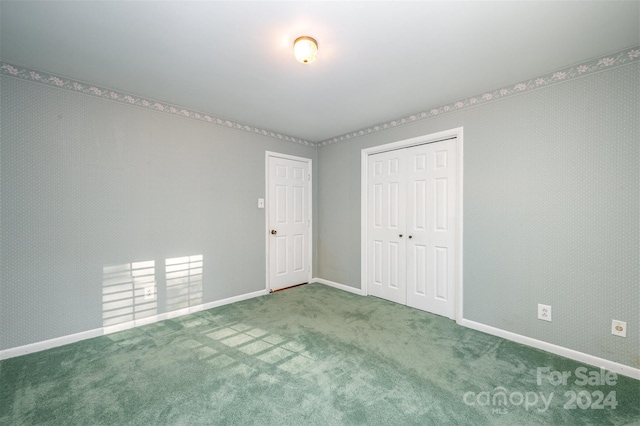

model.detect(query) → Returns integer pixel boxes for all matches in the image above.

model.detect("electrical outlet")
[611,320,627,338]
[144,286,155,300]
[538,304,552,322]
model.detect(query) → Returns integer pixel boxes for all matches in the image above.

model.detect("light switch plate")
[258,198,265,208]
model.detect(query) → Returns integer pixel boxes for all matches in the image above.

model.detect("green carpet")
[1,283,638,425]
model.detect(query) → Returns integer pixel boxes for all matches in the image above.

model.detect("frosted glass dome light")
[294,36,318,64]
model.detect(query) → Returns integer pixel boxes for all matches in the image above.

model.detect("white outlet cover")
[611,320,627,338]
[538,304,552,322]
[144,286,155,300]
[258,198,265,209]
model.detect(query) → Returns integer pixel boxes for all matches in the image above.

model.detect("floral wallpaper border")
[2,45,638,147]
[318,45,640,146]
[0,62,314,147]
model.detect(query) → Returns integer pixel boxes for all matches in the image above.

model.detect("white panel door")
[366,137,457,319]
[405,140,457,317]
[268,155,310,291]
[367,150,407,304]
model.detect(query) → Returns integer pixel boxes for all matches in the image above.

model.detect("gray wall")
[0,77,317,350]
[1,60,638,370]
[317,64,639,368]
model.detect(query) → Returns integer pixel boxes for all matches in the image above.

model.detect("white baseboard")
[313,277,364,295]
[459,318,640,380]
[0,328,105,361]
[201,289,268,310]
[0,288,268,361]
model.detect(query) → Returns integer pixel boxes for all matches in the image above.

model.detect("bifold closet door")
[405,142,456,318]
[367,138,457,319]
[367,150,407,305]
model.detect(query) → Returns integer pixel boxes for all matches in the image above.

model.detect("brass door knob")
[271,230,277,235]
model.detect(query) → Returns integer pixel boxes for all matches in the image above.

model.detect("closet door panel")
[406,144,431,310]
[367,152,406,304]
[407,140,456,318]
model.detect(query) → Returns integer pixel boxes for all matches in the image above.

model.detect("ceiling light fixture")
[293,36,318,64]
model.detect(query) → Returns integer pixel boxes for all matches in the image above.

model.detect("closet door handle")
[399,234,403,238]
[408,235,413,239]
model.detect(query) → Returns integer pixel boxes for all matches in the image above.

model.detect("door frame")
[265,151,313,292]
[360,127,464,322]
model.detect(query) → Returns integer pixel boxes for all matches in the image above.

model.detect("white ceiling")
[1,1,639,142]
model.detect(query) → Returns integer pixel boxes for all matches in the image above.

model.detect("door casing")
[265,151,313,292]
[360,127,464,321]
